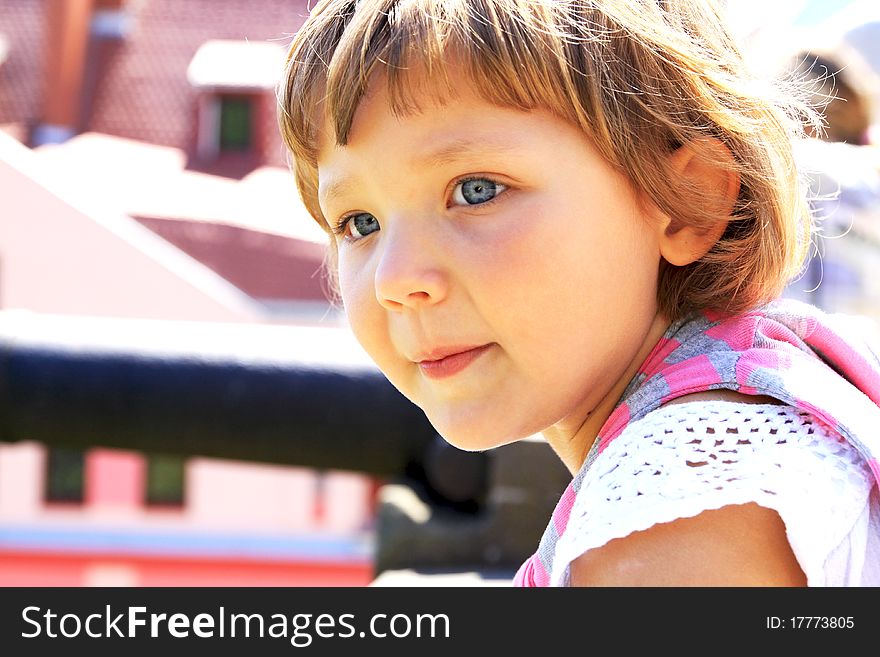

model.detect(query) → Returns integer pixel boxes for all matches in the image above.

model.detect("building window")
[218,96,252,151]
[188,40,283,161]
[145,454,185,506]
[45,447,85,503]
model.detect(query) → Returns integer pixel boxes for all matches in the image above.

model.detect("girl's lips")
[417,344,493,379]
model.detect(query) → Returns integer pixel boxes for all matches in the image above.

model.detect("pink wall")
[0,443,44,519]
[86,449,145,508]
[0,132,265,321]
[0,444,375,533]
[0,442,376,586]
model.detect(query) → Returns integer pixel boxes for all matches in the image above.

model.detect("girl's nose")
[373,228,449,311]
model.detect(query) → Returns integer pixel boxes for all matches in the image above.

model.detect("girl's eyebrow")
[415,137,520,167]
[318,176,357,207]
[318,136,520,206]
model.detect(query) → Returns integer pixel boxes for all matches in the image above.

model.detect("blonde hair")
[278,0,817,321]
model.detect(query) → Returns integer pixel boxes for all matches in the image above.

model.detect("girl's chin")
[419,401,534,452]
[432,425,523,453]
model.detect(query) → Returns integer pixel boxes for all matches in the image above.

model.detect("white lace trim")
[552,401,877,586]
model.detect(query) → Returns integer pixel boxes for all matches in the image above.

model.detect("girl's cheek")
[339,270,378,336]
[336,258,359,309]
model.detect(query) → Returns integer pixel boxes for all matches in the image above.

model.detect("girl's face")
[316,73,666,452]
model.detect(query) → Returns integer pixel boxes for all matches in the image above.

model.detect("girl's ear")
[655,139,740,267]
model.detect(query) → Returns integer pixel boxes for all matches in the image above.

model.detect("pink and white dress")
[514,299,880,586]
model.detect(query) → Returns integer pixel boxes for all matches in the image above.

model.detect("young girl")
[278,0,880,586]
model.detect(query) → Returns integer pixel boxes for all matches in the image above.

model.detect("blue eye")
[452,178,506,206]
[340,212,380,240]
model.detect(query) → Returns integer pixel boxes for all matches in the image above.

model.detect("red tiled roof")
[0,0,309,167]
[134,215,329,302]
[88,0,309,167]
[0,0,45,133]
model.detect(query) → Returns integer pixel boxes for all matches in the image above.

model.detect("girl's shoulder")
[555,397,878,586]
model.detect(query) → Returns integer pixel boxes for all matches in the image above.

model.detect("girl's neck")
[542,311,671,475]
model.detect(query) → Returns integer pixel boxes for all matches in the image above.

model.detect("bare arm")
[569,502,806,586]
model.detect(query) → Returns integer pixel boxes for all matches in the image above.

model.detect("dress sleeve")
[551,401,877,586]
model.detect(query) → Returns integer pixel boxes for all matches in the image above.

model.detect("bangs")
[326,0,592,139]
[280,0,610,175]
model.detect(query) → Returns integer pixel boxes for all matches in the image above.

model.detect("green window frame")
[145,454,186,507]
[45,447,85,503]
[218,96,253,151]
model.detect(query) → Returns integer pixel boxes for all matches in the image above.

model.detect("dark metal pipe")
[0,312,437,477]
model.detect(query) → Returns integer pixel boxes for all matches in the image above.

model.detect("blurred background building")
[0,0,375,587]
[1,0,879,586]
